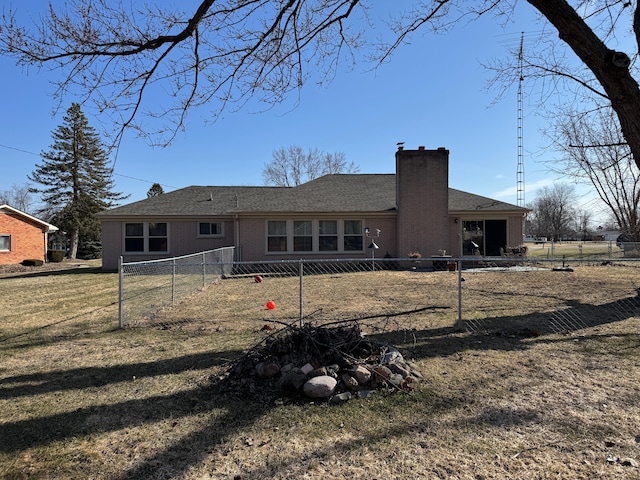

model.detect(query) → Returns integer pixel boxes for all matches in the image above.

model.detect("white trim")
[0,204,58,232]
[0,234,10,252]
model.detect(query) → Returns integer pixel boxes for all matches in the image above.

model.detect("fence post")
[172,258,176,306]
[299,260,304,327]
[456,259,465,330]
[202,251,206,287]
[118,256,125,328]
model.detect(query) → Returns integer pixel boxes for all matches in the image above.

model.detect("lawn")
[1,259,639,479]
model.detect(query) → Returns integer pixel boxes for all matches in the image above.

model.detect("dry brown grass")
[1,260,639,479]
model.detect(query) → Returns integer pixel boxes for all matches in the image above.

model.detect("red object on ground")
[266,301,276,310]
[254,275,263,283]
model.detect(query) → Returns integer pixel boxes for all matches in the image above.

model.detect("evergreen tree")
[29,103,128,259]
[147,183,164,197]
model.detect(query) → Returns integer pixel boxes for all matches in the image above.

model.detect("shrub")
[48,250,66,262]
[77,241,102,260]
[22,259,44,267]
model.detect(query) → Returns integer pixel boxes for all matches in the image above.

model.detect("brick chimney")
[396,147,449,258]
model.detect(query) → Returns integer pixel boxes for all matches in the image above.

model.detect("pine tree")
[147,183,164,197]
[29,103,128,259]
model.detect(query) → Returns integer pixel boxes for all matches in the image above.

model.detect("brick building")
[0,205,59,265]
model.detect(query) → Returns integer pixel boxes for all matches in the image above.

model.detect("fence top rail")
[232,256,640,266]
[121,246,235,267]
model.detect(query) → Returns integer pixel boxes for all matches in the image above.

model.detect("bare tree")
[574,209,592,241]
[550,107,640,240]
[0,183,34,214]
[527,183,576,241]
[263,145,358,186]
[3,1,640,170]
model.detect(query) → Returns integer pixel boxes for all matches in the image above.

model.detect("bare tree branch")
[547,106,640,238]
[1,0,365,146]
[3,0,640,177]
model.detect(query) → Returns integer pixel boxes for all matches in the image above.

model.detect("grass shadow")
[0,265,107,279]
[0,349,241,400]
[0,346,249,451]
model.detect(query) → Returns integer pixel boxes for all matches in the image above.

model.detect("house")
[98,146,528,270]
[0,204,59,265]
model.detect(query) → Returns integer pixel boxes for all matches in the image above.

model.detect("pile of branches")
[216,320,423,404]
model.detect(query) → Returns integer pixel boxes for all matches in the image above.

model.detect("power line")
[115,173,179,189]
[0,142,178,189]
[0,143,39,156]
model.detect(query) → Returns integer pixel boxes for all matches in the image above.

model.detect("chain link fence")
[118,247,234,327]
[523,240,640,260]
[119,252,640,335]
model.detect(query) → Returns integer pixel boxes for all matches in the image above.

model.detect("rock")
[278,372,308,391]
[280,363,295,374]
[300,363,314,375]
[348,365,372,384]
[303,375,337,399]
[381,348,403,364]
[357,390,377,399]
[341,373,359,390]
[329,392,352,404]
[326,364,340,378]
[373,365,393,379]
[387,373,404,388]
[406,360,420,371]
[309,366,328,378]
[255,361,280,378]
[387,362,411,378]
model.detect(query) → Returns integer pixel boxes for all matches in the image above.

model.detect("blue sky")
[1,2,596,216]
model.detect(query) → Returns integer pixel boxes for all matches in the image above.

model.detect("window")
[0,234,10,251]
[125,222,168,253]
[266,219,363,253]
[293,220,312,252]
[267,220,287,252]
[125,223,144,252]
[344,220,363,251]
[148,222,168,252]
[319,220,338,251]
[199,222,223,236]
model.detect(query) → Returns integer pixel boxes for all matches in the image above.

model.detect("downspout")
[234,213,240,261]
[44,229,48,263]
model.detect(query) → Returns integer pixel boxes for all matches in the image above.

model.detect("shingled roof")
[98,174,525,217]
[448,188,527,212]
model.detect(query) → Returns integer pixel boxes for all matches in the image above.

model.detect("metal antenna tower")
[516,32,525,207]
